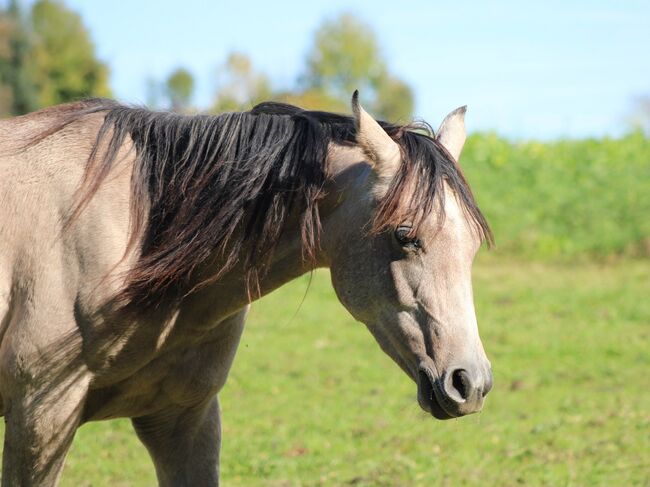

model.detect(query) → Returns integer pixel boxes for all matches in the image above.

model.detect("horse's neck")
[178,144,369,323]
[260,143,369,274]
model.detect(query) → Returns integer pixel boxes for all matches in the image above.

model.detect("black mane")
[34,99,492,313]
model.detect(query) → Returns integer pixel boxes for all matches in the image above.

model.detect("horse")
[0,91,493,486]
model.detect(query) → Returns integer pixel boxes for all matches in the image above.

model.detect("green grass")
[9,258,644,486]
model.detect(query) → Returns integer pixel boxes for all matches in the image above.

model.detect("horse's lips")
[417,369,456,420]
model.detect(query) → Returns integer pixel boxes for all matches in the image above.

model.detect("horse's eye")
[394,225,421,250]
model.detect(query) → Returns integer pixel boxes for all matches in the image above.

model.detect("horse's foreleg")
[132,396,222,487]
[1,367,90,487]
[131,306,248,487]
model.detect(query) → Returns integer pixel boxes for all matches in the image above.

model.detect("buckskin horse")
[0,91,493,486]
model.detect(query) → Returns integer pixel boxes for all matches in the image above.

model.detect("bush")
[462,131,650,259]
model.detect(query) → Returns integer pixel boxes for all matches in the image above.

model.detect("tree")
[208,14,414,120]
[145,75,162,109]
[274,88,347,113]
[629,94,650,134]
[210,52,272,113]
[374,76,414,122]
[0,0,38,116]
[29,0,110,107]
[303,14,385,101]
[165,67,194,111]
[301,13,414,121]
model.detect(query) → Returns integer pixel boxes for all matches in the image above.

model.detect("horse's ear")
[436,106,467,162]
[351,90,401,180]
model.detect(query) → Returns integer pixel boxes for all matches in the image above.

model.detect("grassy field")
[14,257,642,486]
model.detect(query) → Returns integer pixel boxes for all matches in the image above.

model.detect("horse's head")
[325,93,492,419]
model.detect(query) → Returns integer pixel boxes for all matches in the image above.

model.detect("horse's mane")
[26,99,492,313]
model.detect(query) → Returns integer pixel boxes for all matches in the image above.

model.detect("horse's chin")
[417,369,456,420]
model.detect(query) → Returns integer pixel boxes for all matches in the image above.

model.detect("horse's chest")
[82,309,246,421]
[83,346,223,421]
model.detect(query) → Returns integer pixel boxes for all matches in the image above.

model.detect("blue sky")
[63,0,649,139]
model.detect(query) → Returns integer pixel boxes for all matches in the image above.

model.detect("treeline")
[0,2,413,121]
[149,13,414,120]
[0,0,110,116]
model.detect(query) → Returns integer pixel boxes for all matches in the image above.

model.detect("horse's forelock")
[371,127,493,247]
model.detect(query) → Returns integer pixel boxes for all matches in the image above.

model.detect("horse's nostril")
[451,369,471,401]
[482,371,493,397]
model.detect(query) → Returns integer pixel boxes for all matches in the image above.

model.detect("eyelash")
[394,225,422,250]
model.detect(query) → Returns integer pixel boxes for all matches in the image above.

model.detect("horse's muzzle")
[417,365,493,419]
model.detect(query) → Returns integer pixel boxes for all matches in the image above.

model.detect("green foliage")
[374,75,414,122]
[273,87,348,113]
[0,0,109,116]
[165,67,194,111]
[303,13,384,100]
[3,261,646,485]
[300,13,414,120]
[211,14,414,120]
[210,52,272,113]
[462,131,650,259]
[29,0,110,107]
[0,0,38,115]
